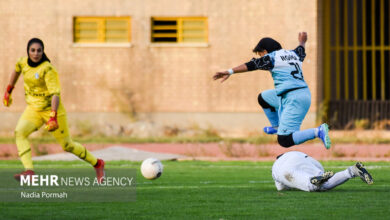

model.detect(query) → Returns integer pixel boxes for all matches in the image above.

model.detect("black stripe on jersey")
[245,55,274,71]
[293,46,306,62]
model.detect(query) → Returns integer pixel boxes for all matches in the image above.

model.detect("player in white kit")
[271,151,373,192]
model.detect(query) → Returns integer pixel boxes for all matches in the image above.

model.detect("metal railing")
[328,100,390,129]
[322,0,390,128]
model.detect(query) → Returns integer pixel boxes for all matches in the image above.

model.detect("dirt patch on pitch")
[0,142,390,161]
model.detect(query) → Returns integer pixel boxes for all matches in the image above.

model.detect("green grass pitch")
[1,160,389,219]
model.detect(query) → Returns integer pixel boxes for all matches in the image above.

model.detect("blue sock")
[263,108,279,127]
[292,128,316,145]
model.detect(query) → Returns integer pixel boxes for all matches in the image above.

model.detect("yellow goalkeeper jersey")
[15,57,61,111]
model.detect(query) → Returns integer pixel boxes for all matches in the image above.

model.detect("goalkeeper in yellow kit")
[3,38,105,182]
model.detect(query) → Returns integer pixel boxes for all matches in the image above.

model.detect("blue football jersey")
[245,46,308,96]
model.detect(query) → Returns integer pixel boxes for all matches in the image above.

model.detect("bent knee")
[277,134,295,148]
[14,120,38,139]
[258,93,276,112]
[15,129,29,139]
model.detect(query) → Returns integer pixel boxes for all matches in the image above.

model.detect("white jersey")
[272,151,324,192]
[272,151,359,192]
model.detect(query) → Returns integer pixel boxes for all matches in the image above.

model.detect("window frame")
[150,16,209,45]
[73,16,132,46]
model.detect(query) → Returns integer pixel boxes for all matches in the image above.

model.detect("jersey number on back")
[289,62,304,81]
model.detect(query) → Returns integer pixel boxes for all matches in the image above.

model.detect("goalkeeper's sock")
[19,149,33,170]
[16,135,33,169]
[67,141,98,166]
[319,169,352,190]
[15,120,37,170]
[292,128,316,145]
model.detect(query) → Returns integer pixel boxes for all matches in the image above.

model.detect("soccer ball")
[140,158,163,180]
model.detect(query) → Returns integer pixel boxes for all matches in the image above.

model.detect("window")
[151,17,208,43]
[74,17,131,43]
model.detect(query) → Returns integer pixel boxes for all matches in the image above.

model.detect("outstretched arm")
[3,70,21,107]
[298,32,307,48]
[213,64,248,83]
[8,70,21,87]
[294,32,308,62]
[213,54,275,83]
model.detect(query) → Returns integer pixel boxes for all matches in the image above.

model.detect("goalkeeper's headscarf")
[253,37,282,53]
[27,38,51,67]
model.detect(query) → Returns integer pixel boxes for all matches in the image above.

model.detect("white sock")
[347,165,357,177]
[319,169,353,191]
[314,128,319,137]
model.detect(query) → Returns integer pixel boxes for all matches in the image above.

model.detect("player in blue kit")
[213,32,331,149]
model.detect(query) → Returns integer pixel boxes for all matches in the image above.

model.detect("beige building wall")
[0,0,318,135]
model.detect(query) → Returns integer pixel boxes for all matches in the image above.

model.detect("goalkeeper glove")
[3,85,14,107]
[45,110,59,132]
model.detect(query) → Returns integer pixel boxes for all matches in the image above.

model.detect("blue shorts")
[277,88,311,135]
[261,89,280,110]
